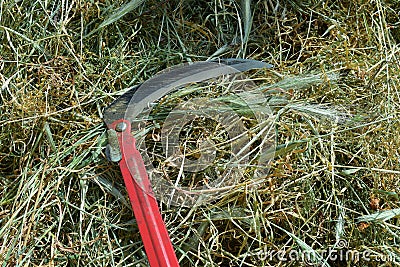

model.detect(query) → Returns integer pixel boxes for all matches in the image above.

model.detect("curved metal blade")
[103,84,141,126]
[103,59,272,125]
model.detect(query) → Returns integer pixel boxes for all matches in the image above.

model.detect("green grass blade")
[86,0,146,37]
[356,209,400,223]
[241,0,252,45]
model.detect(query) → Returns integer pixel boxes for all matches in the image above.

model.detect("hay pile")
[1,0,399,266]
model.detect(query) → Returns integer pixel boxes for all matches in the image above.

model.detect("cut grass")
[1,0,399,266]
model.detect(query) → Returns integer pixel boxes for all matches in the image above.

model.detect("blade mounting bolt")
[115,122,127,132]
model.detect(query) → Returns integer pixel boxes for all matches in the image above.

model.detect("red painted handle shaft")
[115,120,180,267]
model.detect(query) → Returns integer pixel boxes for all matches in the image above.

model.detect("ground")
[0,0,399,266]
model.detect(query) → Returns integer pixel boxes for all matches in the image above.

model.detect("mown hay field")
[0,0,399,266]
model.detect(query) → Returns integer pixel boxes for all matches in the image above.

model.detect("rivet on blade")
[115,122,127,132]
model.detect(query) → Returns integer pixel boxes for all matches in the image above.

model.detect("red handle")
[112,120,180,267]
